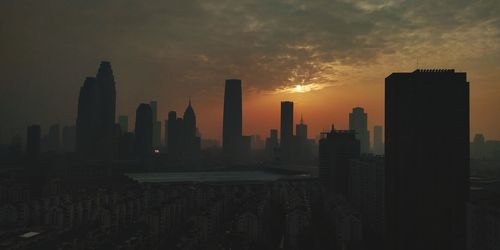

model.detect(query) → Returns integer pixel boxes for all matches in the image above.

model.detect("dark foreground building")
[385,69,469,250]
[280,101,294,161]
[134,103,153,157]
[318,127,360,196]
[76,61,116,159]
[222,79,243,158]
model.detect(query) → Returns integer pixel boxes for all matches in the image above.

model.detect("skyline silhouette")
[1,61,499,250]
[1,1,500,249]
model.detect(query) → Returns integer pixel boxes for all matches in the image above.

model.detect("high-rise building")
[167,111,179,156]
[349,107,370,154]
[150,101,158,122]
[296,115,307,139]
[76,61,116,158]
[182,99,201,161]
[349,155,385,245]
[134,103,153,157]
[26,125,41,159]
[166,102,202,163]
[295,116,314,163]
[280,101,294,159]
[385,69,469,250]
[222,79,243,157]
[265,129,279,157]
[150,101,161,148]
[183,99,196,141]
[118,115,129,133]
[319,127,360,196]
[373,125,384,155]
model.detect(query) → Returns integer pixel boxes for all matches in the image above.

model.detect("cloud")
[0,0,499,136]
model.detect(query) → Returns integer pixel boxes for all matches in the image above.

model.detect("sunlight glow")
[273,83,333,94]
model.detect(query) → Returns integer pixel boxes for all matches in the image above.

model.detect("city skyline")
[2,1,500,249]
[0,63,496,144]
[1,0,500,141]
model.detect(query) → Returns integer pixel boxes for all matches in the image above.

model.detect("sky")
[1,0,499,142]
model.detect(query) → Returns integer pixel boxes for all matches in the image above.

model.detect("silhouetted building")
[62,125,76,152]
[373,125,384,155]
[385,69,469,250]
[26,125,41,159]
[47,124,60,152]
[165,101,201,163]
[118,115,129,133]
[223,79,243,158]
[319,127,360,196]
[467,180,500,250]
[167,111,180,157]
[134,103,153,157]
[296,115,307,140]
[349,156,385,246]
[294,116,314,163]
[280,101,294,160]
[76,61,116,159]
[167,111,176,153]
[150,101,161,148]
[349,107,370,154]
[118,132,135,158]
[265,129,279,158]
[182,100,201,162]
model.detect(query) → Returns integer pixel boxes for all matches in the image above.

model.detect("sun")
[294,84,305,93]
[273,83,333,94]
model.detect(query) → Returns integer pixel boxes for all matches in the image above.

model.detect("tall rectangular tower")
[222,79,243,156]
[385,69,469,250]
[280,101,293,150]
[349,107,370,154]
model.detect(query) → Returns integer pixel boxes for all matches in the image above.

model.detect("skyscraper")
[373,125,383,155]
[183,99,196,141]
[318,127,360,196]
[134,103,153,157]
[167,111,179,156]
[118,115,129,133]
[385,69,469,250]
[296,115,307,139]
[182,99,201,161]
[280,101,294,159]
[150,101,161,148]
[349,107,370,154]
[222,79,242,157]
[150,101,158,122]
[26,125,41,159]
[76,61,116,158]
[265,129,279,157]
